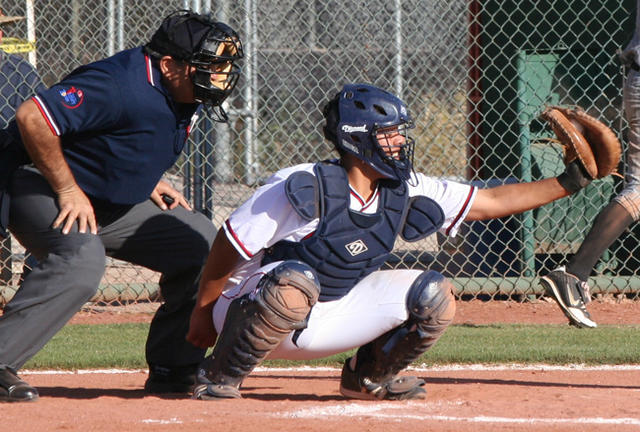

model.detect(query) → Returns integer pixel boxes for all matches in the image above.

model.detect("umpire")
[0,10,243,402]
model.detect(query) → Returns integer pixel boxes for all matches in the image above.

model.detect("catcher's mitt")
[540,106,622,179]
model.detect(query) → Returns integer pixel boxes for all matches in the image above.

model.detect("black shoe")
[540,266,597,328]
[339,358,426,401]
[0,367,39,402]
[144,364,197,394]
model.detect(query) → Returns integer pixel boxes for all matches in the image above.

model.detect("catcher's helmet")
[145,10,243,118]
[323,83,415,181]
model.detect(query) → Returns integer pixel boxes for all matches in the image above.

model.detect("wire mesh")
[0,0,637,308]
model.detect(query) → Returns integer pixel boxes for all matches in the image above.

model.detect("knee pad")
[256,260,321,331]
[405,270,456,327]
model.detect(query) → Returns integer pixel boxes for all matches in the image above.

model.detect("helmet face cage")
[335,83,415,181]
[190,24,243,114]
[374,121,415,179]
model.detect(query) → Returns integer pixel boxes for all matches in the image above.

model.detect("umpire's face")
[159,56,198,103]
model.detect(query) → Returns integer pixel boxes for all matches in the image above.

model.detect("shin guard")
[193,261,320,399]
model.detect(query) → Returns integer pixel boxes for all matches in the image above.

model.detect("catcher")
[186,83,609,401]
[540,5,634,328]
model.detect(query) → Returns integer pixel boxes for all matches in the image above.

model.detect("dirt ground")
[5,299,640,432]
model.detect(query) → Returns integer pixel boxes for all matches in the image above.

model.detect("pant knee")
[406,270,456,329]
[53,234,105,298]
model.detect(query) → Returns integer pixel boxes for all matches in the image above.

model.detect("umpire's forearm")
[15,99,78,194]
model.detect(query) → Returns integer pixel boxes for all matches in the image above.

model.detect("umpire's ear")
[159,56,194,102]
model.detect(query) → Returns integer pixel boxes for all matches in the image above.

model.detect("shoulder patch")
[284,171,319,221]
[58,86,84,109]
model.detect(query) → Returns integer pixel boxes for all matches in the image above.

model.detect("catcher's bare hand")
[186,305,218,349]
[150,179,192,211]
[53,184,97,235]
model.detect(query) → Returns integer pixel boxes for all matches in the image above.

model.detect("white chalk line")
[20,363,640,375]
[280,402,640,426]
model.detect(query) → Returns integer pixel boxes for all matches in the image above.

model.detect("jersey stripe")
[224,219,253,260]
[144,54,155,86]
[445,185,476,236]
[31,95,61,136]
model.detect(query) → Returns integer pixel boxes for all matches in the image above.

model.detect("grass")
[23,323,640,370]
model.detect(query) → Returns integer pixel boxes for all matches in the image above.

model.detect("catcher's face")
[375,125,409,161]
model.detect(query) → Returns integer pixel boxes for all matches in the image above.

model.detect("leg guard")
[193,260,320,400]
[340,270,455,400]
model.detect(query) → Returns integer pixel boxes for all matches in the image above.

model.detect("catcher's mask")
[323,83,415,182]
[145,10,243,121]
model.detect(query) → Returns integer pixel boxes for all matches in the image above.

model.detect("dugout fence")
[0,0,637,308]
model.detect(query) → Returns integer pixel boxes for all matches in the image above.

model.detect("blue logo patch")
[59,86,84,109]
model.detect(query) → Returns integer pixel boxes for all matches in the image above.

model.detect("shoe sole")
[192,383,242,400]
[0,394,39,402]
[540,276,597,329]
[339,385,379,400]
[339,384,426,401]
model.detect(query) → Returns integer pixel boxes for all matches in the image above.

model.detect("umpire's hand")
[150,179,192,211]
[54,184,97,235]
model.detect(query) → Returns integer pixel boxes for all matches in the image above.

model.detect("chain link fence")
[0,0,637,308]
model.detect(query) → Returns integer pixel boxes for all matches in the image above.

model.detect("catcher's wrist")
[557,160,592,193]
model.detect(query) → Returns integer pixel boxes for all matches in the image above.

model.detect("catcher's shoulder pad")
[401,196,445,242]
[558,107,622,179]
[284,171,319,221]
[541,107,598,179]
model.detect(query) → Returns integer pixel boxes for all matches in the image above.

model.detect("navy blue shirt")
[0,51,45,128]
[32,47,200,204]
[0,51,46,237]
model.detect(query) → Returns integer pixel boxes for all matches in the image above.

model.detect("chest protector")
[262,162,444,301]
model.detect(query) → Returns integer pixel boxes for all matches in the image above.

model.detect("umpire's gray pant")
[0,166,215,370]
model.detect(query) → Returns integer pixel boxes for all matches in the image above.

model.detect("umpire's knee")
[406,270,456,328]
[55,234,106,300]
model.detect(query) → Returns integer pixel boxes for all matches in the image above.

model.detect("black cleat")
[541,266,597,328]
[339,358,426,401]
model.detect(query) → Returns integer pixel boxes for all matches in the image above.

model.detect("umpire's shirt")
[30,46,199,204]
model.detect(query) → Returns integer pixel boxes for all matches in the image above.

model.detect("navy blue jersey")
[0,51,46,237]
[0,51,45,128]
[32,47,200,204]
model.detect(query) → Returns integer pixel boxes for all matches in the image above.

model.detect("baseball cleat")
[144,364,197,394]
[339,358,426,401]
[192,383,241,400]
[540,266,597,328]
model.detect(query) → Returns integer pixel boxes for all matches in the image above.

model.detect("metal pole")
[213,1,233,184]
[117,0,125,51]
[394,0,403,98]
[107,0,115,56]
[25,0,36,66]
[243,0,258,185]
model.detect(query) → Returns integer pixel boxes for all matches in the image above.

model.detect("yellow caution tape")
[0,37,36,53]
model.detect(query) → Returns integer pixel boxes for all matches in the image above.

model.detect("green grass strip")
[23,323,640,370]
